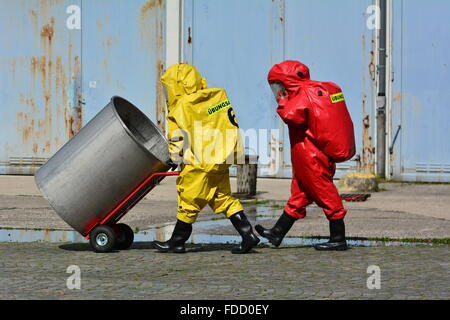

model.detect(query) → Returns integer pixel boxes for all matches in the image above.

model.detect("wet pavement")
[0,242,448,300]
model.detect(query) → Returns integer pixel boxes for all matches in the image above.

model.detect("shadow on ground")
[58,242,316,253]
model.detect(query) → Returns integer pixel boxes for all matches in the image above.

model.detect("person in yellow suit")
[152,64,260,254]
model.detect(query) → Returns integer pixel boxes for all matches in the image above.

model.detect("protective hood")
[267,60,310,96]
[161,64,208,110]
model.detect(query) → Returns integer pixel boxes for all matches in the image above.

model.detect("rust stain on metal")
[73,106,83,136]
[40,18,55,141]
[368,50,376,81]
[156,61,166,133]
[139,0,166,133]
[64,108,74,138]
[29,10,38,32]
[18,15,59,157]
[16,94,39,147]
[96,20,103,32]
[278,0,285,24]
[55,56,64,120]
[65,106,83,138]
[187,27,192,45]
[74,55,80,74]
[141,0,162,15]
[156,10,165,133]
[362,114,375,173]
[394,92,401,103]
[140,0,162,27]
[26,97,37,113]
[157,16,163,49]
[55,57,62,91]
[30,57,39,77]
[10,59,17,80]
[64,55,83,138]
[54,137,61,149]
[38,56,47,82]
[45,141,51,153]
[16,112,30,145]
[14,6,84,159]
[104,37,113,48]
[139,0,163,47]
[32,143,38,155]
[40,17,55,42]
[68,43,73,77]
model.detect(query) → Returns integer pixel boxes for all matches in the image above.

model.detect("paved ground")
[0,242,448,300]
[0,175,449,300]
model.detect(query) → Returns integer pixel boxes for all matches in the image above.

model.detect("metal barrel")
[35,96,170,236]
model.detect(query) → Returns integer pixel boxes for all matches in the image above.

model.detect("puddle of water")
[0,228,86,243]
[0,205,439,247]
[0,227,437,247]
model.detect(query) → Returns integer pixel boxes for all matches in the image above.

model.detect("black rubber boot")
[255,211,296,247]
[152,219,192,253]
[229,211,260,254]
[314,219,348,251]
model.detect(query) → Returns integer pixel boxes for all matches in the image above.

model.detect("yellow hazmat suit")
[161,64,244,224]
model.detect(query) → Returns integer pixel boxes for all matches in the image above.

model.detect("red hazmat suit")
[268,60,356,220]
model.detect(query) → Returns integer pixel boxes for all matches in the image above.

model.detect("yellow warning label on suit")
[330,92,345,103]
[207,100,231,116]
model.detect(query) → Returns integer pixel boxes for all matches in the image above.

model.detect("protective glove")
[166,159,178,171]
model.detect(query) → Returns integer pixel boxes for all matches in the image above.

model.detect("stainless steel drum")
[35,96,170,236]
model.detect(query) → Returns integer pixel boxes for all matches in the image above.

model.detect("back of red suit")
[268,60,355,220]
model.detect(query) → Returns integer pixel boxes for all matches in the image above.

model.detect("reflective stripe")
[330,92,345,103]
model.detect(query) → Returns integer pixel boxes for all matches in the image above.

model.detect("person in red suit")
[255,60,356,251]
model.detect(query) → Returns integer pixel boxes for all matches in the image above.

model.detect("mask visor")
[270,82,286,100]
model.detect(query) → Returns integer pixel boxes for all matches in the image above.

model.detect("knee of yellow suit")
[176,167,243,223]
[176,168,209,224]
[216,198,243,218]
[208,177,243,218]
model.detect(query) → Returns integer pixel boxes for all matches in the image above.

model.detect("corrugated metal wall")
[390,0,450,182]
[81,0,166,133]
[183,0,376,178]
[0,0,165,175]
[1,0,449,182]
[0,0,82,174]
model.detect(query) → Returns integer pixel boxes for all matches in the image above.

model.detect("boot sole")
[152,242,186,253]
[231,238,260,254]
[314,244,348,251]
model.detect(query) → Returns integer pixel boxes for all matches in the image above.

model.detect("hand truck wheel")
[89,225,116,253]
[114,223,134,250]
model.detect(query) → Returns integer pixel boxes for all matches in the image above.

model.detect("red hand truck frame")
[86,170,179,252]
